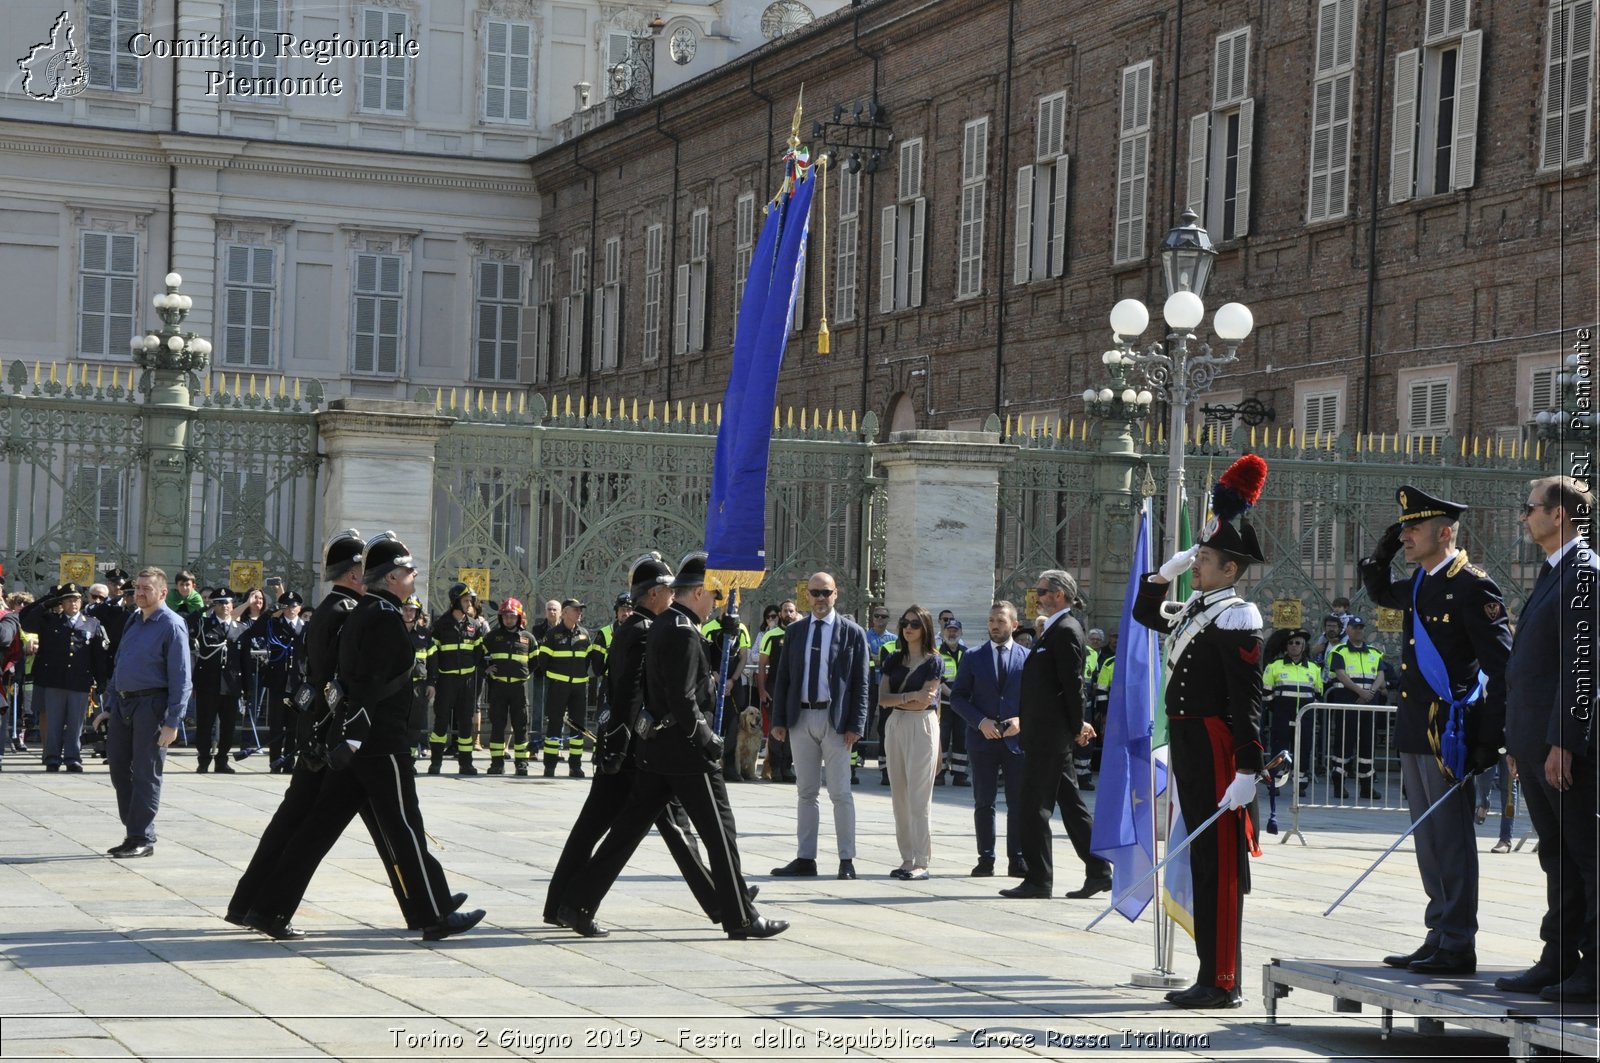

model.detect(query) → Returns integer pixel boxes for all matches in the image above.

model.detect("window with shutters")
[1541,1,1596,169]
[957,118,988,299]
[733,193,756,333]
[1404,375,1453,446]
[1187,29,1253,241]
[73,464,127,538]
[221,244,276,369]
[530,258,555,383]
[835,168,860,322]
[474,260,522,382]
[675,207,710,354]
[230,0,283,91]
[359,8,411,114]
[1391,0,1480,201]
[1300,389,1343,441]
[880,138,927,312]
[1016,92,1070,284]
[642,224,663,362]
[78,231,139,359]
[1308,0,1360,223]
[1526,363,1561,428]
[592,237,620,371]
[558,247,587,378]
[484,19,534,123]
[86,0,143,92]
[351,250,405,376]
[1114,61,1154,264]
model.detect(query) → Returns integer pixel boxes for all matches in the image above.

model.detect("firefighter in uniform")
[428,583,484,776]
[402,596,432,758]
[483,597,534,776]
[1360,486,1510,976]
[537,598,596,777]
[1261,628,1320,796]
[1325,615,1385,798]
[192,589,243,772]
[1131,456,1268,1010]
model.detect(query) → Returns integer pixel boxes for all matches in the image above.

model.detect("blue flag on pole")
[1089,499,1166,921]
[704,168,815,575]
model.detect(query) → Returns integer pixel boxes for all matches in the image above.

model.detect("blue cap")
[943,618,963,632]
[1345,615,1366,626]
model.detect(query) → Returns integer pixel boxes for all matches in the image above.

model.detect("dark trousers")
[194,686,238,764]
[1401,750,1478,952]
[250,751,453,928]
[487,682,530,759]
[939,701,968,777]
[265,681,296,764]
[431,677,476,756]
[1015,746,1109,889]
[1516,750,1598,974]
[968,730,1025,862]
[544,762,718,923]
[543,681,588,757]
[1326,694,1378,781]
[228,759,410,921]
[106,693,167,844]
[566,766,754,931]
[1171,715,1251,991]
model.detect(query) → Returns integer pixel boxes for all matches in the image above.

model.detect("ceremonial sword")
[1322,774,1475,917]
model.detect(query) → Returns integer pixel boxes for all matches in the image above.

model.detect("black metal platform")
[1263,959,1599,1059]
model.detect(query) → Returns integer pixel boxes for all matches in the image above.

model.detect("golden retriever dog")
[734,706,764,781]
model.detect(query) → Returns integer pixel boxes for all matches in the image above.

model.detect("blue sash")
[1410,569,1489,779]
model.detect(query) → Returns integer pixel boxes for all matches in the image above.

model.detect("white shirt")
[1426,549,1460,576]
[1547,534,1588,567]
[803,610,835,703]
[1042,605,1073,636]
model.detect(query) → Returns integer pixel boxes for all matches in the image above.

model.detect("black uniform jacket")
[638,602,719,776]
[297,586,360,752]
[338,589,417,756]
[1017,611,1089,756]
[19,601,111,693]
[192,612,242,697]
[1360,551,1511,756]
[1132,579,1265,774]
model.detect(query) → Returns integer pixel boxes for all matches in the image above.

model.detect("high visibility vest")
[1330,644,1384,687]
[1262,657,1322,706]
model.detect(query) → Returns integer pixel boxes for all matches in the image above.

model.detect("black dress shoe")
[998,883,1052,899]
[1064,875,1113,899]
[770,858,817,877]
[214,761,236,774]
[556,905,608,938]
[1496,960,1572,994]
[1409,947,1476,975]
[1006,860,1029,878]
[45,764,59,772]
[65,763,84,773]
[970,859,995,878]
[1540,973,1598,1002]
[1383,944,1435,968]
[1165,984,1241,1009]
[727,916,789,940]
[243,909,307,940]
[746,885,760,902]
[112,843,154,859]
[106,840,135,855]
[952,773,969,787]
[408,893,470,930]
[424,908,486,941]
[890,867,911,880]
[837,860,857,880]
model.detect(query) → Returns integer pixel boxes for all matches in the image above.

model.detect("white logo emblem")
[18,11,88,102]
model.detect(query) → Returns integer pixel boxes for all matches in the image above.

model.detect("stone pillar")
[871,430,1017,624]
[139,368,195,574]
[317,399,454,591]
[1086,416,1149,633]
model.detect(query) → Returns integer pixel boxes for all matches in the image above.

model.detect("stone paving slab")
[0,747,1573,1060]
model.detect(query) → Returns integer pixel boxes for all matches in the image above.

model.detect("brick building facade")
[527,0,1596,447]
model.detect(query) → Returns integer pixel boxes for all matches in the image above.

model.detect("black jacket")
[337,588,417,756]
[245,613,303,690]
[1504,540,1597,762]
[297,585,361,753]
[596,605,656,767]
[638,602,720,776]
[191,612,242,697]
[1016,611,1089,756]
[19,601,110,693]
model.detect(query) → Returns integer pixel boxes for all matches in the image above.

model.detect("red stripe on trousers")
[1202,716,1243,991]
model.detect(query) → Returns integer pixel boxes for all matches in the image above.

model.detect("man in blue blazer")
[951,601,1031,877]
[1496,475,1598,1003]
[769,571,870,879]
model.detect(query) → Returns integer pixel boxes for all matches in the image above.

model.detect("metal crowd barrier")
[1279,701,1406,844]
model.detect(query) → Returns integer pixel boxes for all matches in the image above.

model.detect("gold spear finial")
[789,84,805,152]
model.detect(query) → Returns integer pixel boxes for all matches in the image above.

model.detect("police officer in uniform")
[402,595,432,758]
[246,591,304,772]
[482,597,534,775]
[192,589,243,773]
[1361,486,1510,976]
[20,583,111,772]
[555,553,785,941]
[427,583,485,776]
[1261,628,1320,796]
[1325,615,1385,798]
[537,599,596,777]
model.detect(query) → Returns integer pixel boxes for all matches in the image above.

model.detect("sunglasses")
[808,588,834,598]
[872,613,889,619]
[900,617,922,627]
[1522,502,1551,516]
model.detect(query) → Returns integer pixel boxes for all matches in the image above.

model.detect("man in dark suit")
[1496,475,1598,1003]
[1360,485,1512,977]
[769,571,870,880]
[1000,570,1112,901]
[951,600,1031,877]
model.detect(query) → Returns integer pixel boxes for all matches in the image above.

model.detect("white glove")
[1222,771,1257,810]
[1158,544,1201,582]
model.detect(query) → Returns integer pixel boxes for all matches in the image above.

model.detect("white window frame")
[593,236,620,372]
[484,19,534,124]
[1114,61,1154,265]
[880,137,927,313]
[1391,0,1480,202]
[1541,0,1596,170]
[474,259,522,382]
[351,248,406,377]
[359,7,412,115]
[1016,92,1070,284]
[957,117,989,300]
[530,257,555,383]
[230,0,283,91]
[642,224,663,363]
[1186,29,1253,240]
[220,242,277,369]
[1308,0,1360,223]
[559,246,587,379]
[77,230,140,359]
[733,193,756,326]
[835,168,860,322]
[86,0,143,93]
[1296,378,1346,440]
[675,207,710,355]
[1400,365,1456,447]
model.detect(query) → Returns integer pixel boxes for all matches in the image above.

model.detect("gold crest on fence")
[59,553,95,586]
[458,567,491,603]
[1375,606,1405,633]
[229,560,264,592]
[1270,598,1304,629]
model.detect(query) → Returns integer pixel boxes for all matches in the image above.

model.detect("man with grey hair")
[1000,569,1110,900]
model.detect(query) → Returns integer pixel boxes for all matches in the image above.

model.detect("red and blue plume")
[1211,453,1268,523]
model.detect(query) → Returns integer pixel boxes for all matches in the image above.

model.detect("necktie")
[995,646,1006,691]
[807,620,824,704]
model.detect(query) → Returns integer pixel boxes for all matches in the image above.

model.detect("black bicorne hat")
[1199,518,1265,565]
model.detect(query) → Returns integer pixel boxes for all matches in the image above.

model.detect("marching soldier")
[191,589,243,773]
[402,595,433,759]
[1325,616,1385,798]
[427,583,485,776]
[1361,486,1511,976]
[482,597,535,775]
[537,598,597,777]
[1261,628,1321,795]
[19,583,111,773]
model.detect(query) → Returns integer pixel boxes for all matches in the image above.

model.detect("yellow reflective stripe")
[489,674,528,683]
[547,672,589,683]
[540,648,587,658]
[488,652,531,662]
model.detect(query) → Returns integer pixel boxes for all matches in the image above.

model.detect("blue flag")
[1089,499,1167,921]
[705,171,816,574]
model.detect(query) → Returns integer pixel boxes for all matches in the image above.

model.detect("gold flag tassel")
[817,153,831,355]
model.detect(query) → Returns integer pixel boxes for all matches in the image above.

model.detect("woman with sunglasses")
[878,605,943,880]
